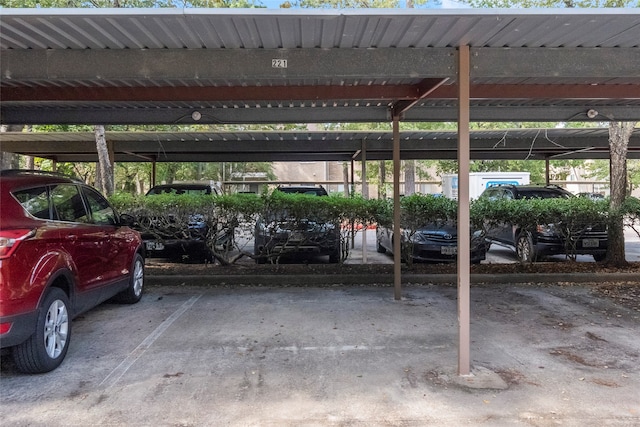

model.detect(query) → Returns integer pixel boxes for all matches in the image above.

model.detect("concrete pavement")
[1,283,639,426]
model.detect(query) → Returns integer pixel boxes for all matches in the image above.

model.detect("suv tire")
[593,253,607,262]
[516,233,537,263]
[329,245,341,263]
[13,287,71,374]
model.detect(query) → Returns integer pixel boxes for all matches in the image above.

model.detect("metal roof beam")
[3,48,639,88]
[5,104,640,125]
[391,78,449,118]
[0,48,455,82]
[471,48,640,79]
[4,82,640,103]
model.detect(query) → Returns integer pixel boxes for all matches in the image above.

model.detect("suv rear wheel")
[112,253,145,304]
[13,288,71,374]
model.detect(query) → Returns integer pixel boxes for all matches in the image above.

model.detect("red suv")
[0,170,145,373]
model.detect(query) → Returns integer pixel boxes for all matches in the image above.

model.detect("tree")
[95,125,115,195]
[607,121,637,265]
[404,160,416,195]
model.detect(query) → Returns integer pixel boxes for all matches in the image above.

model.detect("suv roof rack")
[276,184,325,188]
[0,169,82,183]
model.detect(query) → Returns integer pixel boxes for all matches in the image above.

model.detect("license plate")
[146,241,165,251]
[441,246,457,255]
[582,238,599,248]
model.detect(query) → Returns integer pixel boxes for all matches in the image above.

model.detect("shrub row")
[110,192,640,264]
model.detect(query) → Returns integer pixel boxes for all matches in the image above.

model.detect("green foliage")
[472,196,608,233]
[110,190,383,264]
[620,196,640,238]
[399,194,457,230]
[472,195,611,261]
[109,192,138,212]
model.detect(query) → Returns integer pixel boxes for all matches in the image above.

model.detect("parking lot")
[1,279,639,426]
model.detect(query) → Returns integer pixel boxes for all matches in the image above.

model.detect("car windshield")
[517,190,571,200]
[146,186,211,196]
[276,187,327,196]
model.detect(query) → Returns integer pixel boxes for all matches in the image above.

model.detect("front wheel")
[113,253,144,304]
[13,287,71,374]
[329,245,341,263]
[516,233,537,263]
[593,253,607,262]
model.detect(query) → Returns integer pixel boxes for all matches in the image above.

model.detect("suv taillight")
[0,229,35,259]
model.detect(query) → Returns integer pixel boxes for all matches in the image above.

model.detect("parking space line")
[99,294,202,390]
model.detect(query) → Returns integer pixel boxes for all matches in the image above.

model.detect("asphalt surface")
[1,229,638,426]
[1,283,639,426]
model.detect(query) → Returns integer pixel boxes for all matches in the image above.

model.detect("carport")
[1,8,640,375]
[2,128,640,162]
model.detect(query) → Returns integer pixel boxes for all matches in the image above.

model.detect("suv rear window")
[13,186,51,219]
[516,190,572,200]
[277,187,328,196]
[14,184,116,225]
[146,186,213,196]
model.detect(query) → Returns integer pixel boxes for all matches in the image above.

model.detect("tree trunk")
[606,121,636,266]
[378,160,386,199]
[94,125,114,195]
[404,160,416,196]
[342,162,350,197]
[165,163,179,184]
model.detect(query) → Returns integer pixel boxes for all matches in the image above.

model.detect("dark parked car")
[479,184,608,262]
[0,170,144,373]
[140,183,227,263]
[145,183,221,196]
[254,185,341,263]
[577,192,606,200]
[376,222,488,264]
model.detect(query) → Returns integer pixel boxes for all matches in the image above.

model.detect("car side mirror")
[119,213,137,227]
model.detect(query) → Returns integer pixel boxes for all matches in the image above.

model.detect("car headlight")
[409,232,427,243]
[536,224,557,236]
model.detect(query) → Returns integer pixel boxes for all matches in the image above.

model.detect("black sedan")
[376,222,487,264]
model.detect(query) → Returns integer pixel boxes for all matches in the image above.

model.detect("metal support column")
[361,139,368,264]
[393,115,402,301]
[457,45,471,376]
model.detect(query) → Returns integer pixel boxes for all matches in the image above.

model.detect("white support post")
[457,45,471,376]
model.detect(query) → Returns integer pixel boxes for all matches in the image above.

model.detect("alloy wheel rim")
[518,239,531,262]
[43,300,69,359]
[133,259,144,297]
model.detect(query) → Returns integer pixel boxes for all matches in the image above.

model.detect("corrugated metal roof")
[1,8,639,50]
[2,128,638,162]
[1,9,640,125]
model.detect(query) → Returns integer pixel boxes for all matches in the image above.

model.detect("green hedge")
[109,192,640,264]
